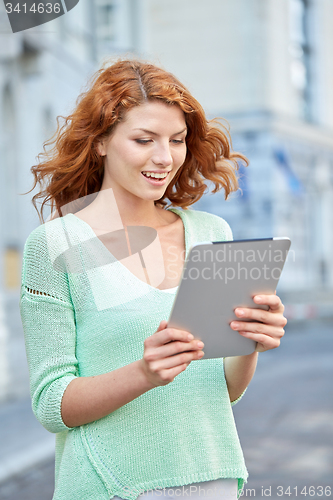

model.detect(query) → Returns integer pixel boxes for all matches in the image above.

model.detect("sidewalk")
[0,291,55,484]
[281,288,333,320]
[0,396,55,484]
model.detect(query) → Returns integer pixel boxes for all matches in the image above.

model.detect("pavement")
[0,290,55,485]
[0,397,55,484]
[233,316,333,496]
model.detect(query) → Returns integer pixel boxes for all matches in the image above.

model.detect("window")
[289,0,312,120]
[95,0,141,57]
[96,0,117,42]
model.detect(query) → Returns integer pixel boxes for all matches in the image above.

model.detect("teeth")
[142,171,168,179]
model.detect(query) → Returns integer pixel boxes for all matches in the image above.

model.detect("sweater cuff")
[230,387,247,406]
[33,374,78,433]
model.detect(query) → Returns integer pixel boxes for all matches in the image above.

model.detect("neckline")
[65,207,188,293]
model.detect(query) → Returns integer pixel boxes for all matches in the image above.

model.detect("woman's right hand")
[139,320,204,387]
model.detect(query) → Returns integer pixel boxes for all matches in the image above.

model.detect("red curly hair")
[27,58,248,224]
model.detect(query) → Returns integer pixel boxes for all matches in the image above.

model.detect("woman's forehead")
[121,101,186,128]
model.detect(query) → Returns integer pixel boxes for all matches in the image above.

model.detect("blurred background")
[0,0,332,498]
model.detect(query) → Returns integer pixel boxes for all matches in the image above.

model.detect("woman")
[20,59,287,500]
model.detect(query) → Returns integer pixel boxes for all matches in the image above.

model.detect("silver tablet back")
[168,238,291,358]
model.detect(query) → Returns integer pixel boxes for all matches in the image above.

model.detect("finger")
[252,294,284,312]
[238,331,281,351]
[233,307,287,327]
[155,320,168,333]
[157,362,192,385]
[148,327,194,347]
[230,320,285,339]
[145,339,204,363]
[149,349,204,371]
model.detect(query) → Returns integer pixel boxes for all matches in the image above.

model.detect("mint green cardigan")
[19,208,248,500]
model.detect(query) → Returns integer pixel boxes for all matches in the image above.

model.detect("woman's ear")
[95,140,106,157]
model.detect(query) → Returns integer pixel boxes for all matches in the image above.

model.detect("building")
[0,0,97,400]
[145,0,333,311]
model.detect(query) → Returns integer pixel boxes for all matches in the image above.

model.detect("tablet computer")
[167,237,291,359]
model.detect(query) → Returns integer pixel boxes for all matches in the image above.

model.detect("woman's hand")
[139,320,204,387]
[229,292,287,353]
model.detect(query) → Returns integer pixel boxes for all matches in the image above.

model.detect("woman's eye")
[135,138,185,145]
[135,139,152,144]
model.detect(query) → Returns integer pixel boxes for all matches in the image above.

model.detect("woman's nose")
[152,144,173,166]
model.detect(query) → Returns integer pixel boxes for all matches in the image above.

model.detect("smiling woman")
[19,59,287,500]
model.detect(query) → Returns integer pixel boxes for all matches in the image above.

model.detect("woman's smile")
[141,170,170,185]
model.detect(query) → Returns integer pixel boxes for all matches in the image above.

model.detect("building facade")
[0,0,98,400]
[145,0,333,304]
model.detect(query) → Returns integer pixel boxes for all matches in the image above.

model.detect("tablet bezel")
[167,237,291,359]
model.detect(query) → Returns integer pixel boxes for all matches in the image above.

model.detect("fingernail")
[231,322,240,328]
[255,296,262,302]
[197,341,204,348]
[188,334,194,340]
[198,351,204,358]
[235,308,244,316]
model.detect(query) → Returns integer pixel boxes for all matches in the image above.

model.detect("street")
[0,317,332,499]
[234,317,333,498]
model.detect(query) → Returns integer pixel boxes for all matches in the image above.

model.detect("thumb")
[156,320,168,332]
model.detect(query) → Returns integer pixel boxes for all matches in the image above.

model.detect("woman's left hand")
[230,292,287,352]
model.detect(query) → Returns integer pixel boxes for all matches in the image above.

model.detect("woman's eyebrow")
[133,127,187,136]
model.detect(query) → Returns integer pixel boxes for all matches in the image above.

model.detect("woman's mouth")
[141,171,170,185]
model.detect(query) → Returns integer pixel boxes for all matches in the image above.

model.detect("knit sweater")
[19,207,248,500]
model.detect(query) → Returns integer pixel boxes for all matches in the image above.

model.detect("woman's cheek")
[176,150,187,169]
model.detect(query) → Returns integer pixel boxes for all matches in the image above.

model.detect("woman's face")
[97,100,187,205]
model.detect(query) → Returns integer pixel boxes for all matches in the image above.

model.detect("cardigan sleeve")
[230,388,247,406]
[19,223,78,433]
[213,213,233,242]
